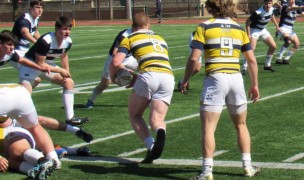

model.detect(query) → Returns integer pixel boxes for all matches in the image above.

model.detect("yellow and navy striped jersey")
[191,18,252,75]
[118,30,173,75]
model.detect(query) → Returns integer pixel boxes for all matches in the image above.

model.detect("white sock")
[23,149,44,165]
[278,46,287,59]
[66,124,80,134]
[202,158,213,175]
[285,51,294,60]
[63,89,74,120]
[144,136,155,151]
[46,151,58,160]
[265,55,273,67]
[19,161,35,174]
[66,147,78,155]
[242,153,252,169]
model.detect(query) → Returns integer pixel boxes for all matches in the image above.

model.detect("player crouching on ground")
[110,12,174,164]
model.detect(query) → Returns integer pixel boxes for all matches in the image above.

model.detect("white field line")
[61,156,304,170]
[69,86,304,149]
[118,148,147,157]
[283,153,304,163]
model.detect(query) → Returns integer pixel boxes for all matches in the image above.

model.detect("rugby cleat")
[66,117,90,126]
[264,66,275,72]
[27,158,54,180]
[85,99,94,109]
[244,166,261,177]
[275,59,283,64]
[77,146,91,156]
[282,60,290,65]
[190,173,213,180]
[76,129,93,143]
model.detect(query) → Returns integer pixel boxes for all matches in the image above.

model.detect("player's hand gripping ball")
[114,68,133,87]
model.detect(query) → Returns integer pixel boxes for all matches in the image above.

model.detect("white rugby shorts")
[133,72,175,105]
[250,28,271,40]
[3,126,36,152]
[201,73,247,106]
[0,85,38,128]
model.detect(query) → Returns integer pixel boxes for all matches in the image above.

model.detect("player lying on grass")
[0,84,61,171]
[0,118,56,180]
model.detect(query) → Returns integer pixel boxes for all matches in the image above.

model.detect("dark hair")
[30,0,44,7]
[0,30,18,46]
[55,16,72,29]
[264,0,273,2]
[205,0,236,18]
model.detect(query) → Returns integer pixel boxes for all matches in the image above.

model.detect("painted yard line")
[61,157,304,170]
[118,148,147,157]
[283,153,304,163]
[69,85,304,149]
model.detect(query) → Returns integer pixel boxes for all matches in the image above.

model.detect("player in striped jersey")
[85,28,138,108]
[180,0,260,179]
[241,0,280,75]
[18,16,90,126]
[110,12,174,164]
[275,0,303,64]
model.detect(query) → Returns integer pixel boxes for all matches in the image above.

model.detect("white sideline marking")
[61,157,304,170]
[283,153,304,162]
[198,150,229,159]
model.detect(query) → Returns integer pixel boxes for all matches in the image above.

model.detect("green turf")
[1,21,304,179]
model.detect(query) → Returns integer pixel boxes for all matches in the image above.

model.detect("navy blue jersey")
[0,52,20,66]
[108,28,132,56]
[25,32,72,61]
[249,6,274,30]
[12,12,39,48]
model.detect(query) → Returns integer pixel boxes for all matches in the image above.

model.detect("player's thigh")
[19,65,41,85]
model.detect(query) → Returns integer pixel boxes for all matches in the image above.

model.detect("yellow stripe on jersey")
[193,18,251,75]
[0,128,4,154]
[120,30,173,75]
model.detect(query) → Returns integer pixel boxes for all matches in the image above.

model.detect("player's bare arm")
[181,48,201,93]
[36,54,70,78]
[20,27,37,44]
[243,50,259,103]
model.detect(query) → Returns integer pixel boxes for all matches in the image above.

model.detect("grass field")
[1,19,304,179]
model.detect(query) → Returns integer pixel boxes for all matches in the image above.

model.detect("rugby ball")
[114,68,133,87]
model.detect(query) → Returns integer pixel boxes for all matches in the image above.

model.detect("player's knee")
[226,104,247,115]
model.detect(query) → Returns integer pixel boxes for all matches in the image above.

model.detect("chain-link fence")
[1,0,261,22]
